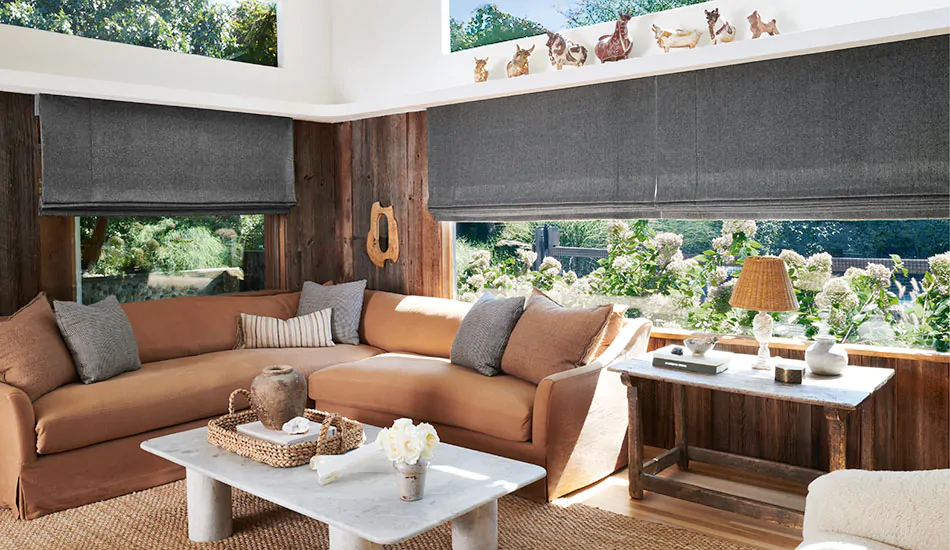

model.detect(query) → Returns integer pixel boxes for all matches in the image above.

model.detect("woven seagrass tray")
[206,389,365,468]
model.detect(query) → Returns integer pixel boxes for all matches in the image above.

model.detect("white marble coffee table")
[141,425,545,549]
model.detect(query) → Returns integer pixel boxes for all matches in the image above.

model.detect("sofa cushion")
[360,291,471,358]
[33,344,382,455]
[298,280,366,345]
[54,296,142,384]
[239,309,334,348]
[308,353,535,442]
[0,293,78,401]
[501,289,612,384]
[122,291,300,363]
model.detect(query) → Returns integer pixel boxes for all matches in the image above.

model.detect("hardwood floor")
[554,447,806,549]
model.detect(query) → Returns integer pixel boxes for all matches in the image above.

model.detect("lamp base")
[752,311,775,371]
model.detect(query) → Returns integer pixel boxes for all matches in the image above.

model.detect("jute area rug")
[0,480,755,549]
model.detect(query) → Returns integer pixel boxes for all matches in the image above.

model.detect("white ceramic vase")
[805,336,848,376]
[393,459,429,501]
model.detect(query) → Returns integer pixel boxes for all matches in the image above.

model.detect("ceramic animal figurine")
[595,13,633,63]
[705,9,736,45]
[506,44,534,78]
[474,57,489,82]
[651,24,702,53]
[748,10,780,38]
[545,31,587,70]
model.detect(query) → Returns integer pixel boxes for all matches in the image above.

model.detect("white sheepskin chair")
[797,469,950,550]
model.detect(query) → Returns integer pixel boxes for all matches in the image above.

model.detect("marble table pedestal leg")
[328,526,383,549]
[452,499,498,550]
[186,469,232,542]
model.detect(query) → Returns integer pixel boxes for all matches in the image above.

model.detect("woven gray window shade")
[37,95,295,216]
[428,35,950,221]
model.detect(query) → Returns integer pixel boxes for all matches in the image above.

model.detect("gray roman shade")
[428,35,950,221]
[37,95,295,215]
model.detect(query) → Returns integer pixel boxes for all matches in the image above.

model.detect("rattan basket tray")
[207,389,365,468]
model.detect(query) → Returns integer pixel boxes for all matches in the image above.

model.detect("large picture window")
[79,215,266,304]
[0,0,277,66]
[454,219,950,352]
[449,0,707,52]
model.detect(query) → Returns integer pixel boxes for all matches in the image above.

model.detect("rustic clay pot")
[249,366,307,430]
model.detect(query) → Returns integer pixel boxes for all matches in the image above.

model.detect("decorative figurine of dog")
[595,13,633,63]
[651,24,702,53]
[545,31,587,70]
[748,10,780,38]
[705,9,736,45]
[506,44,534,78]
[474,57,489,83]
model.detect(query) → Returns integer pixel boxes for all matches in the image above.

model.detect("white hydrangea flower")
[815,277,860,312]
[607,220,630,242]
[707,266,729,287]
[563,270,578,284]
[779,249,805,270]
[492,274,514,289]
[517,249,538,268]
[539,256,562,276]
[653,232,683,267]
[807,252,833,272]
[470,250,491,271]
[466,274,487,290]
[612,254,636,271]
[865,263,892,289]
[460,292,477,302]
[929,252,950,293]
[722,219,757,238]
[795,252,834,292]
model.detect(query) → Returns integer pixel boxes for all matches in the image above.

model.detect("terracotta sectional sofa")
[0,290,650,519]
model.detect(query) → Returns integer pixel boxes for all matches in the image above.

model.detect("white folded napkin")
[310,445,391,485]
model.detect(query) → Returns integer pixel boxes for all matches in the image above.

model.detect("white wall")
[331,0,950,103]
[0,0,333,107]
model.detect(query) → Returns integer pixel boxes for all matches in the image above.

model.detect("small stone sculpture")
[282,416,310,435]
[705,8,736,45]
[651,24,702,53]
[506,44,534,78]
[595,13,633,63]
[474,57,489,83]
[545,31,587,70]
[748,10,780,38]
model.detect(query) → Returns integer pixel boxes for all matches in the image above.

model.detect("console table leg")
[673,384,689,470]
[626,380,644,499]
[452,499,498,550]
[329,526,383,549]
[186,468,232,542]
[824,407,847,471]
[860,398,876,470]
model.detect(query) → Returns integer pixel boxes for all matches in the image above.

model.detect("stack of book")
[652,344,732,374]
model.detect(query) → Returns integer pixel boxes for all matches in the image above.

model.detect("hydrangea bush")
[456,221,950,352]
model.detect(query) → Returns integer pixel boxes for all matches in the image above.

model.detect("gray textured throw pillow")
[297,280,367,345]
[451,292,525,376]
[53,296,142,384]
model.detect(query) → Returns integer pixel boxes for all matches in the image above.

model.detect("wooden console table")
[608,354,894,528]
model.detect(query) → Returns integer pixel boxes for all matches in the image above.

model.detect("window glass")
[454,220,950,352]
[0,0,277,66]
[79,215,266,304]
[449,0,707,52]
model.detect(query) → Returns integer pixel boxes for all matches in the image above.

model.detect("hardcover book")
[652,345,732,374]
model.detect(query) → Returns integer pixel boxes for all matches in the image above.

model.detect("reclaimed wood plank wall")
[282,112,447,297]
[645,333,949,472]
[0,91,75,315]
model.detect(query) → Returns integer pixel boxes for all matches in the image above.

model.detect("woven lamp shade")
[729,256,799,312]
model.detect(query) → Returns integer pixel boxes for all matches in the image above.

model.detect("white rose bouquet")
[375,418,440,465]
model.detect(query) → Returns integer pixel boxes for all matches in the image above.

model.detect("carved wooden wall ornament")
[366,201,399,267]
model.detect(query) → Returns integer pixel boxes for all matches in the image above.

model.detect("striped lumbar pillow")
[239,309,335,349]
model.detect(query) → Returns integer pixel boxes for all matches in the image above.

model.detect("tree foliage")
[450,3,546,52]
[560,0,708,28]
[0,0,277,66]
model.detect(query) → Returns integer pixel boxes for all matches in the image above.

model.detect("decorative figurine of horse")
[545,31,588,70]
[748,11,780,38]
[506,44,534,78]
[595,13,633,63]
[705,9,736,45]
[474,57,489,82]
[651,24,702,53]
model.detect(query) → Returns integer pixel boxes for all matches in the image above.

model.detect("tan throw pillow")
[593,304,629,359]
[239,309,334,349]
[0,293,78,401]
[501,289,612,384]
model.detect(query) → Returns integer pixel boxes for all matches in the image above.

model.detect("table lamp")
[729,256,799,370]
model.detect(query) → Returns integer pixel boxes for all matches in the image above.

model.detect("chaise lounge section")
[0,289,650,519]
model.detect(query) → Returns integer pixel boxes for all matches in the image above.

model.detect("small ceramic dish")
[684,334,720,356]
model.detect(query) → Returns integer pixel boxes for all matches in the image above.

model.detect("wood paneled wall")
[0,91,75,315]
[281,112,449,298]
[644,331,949,472]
